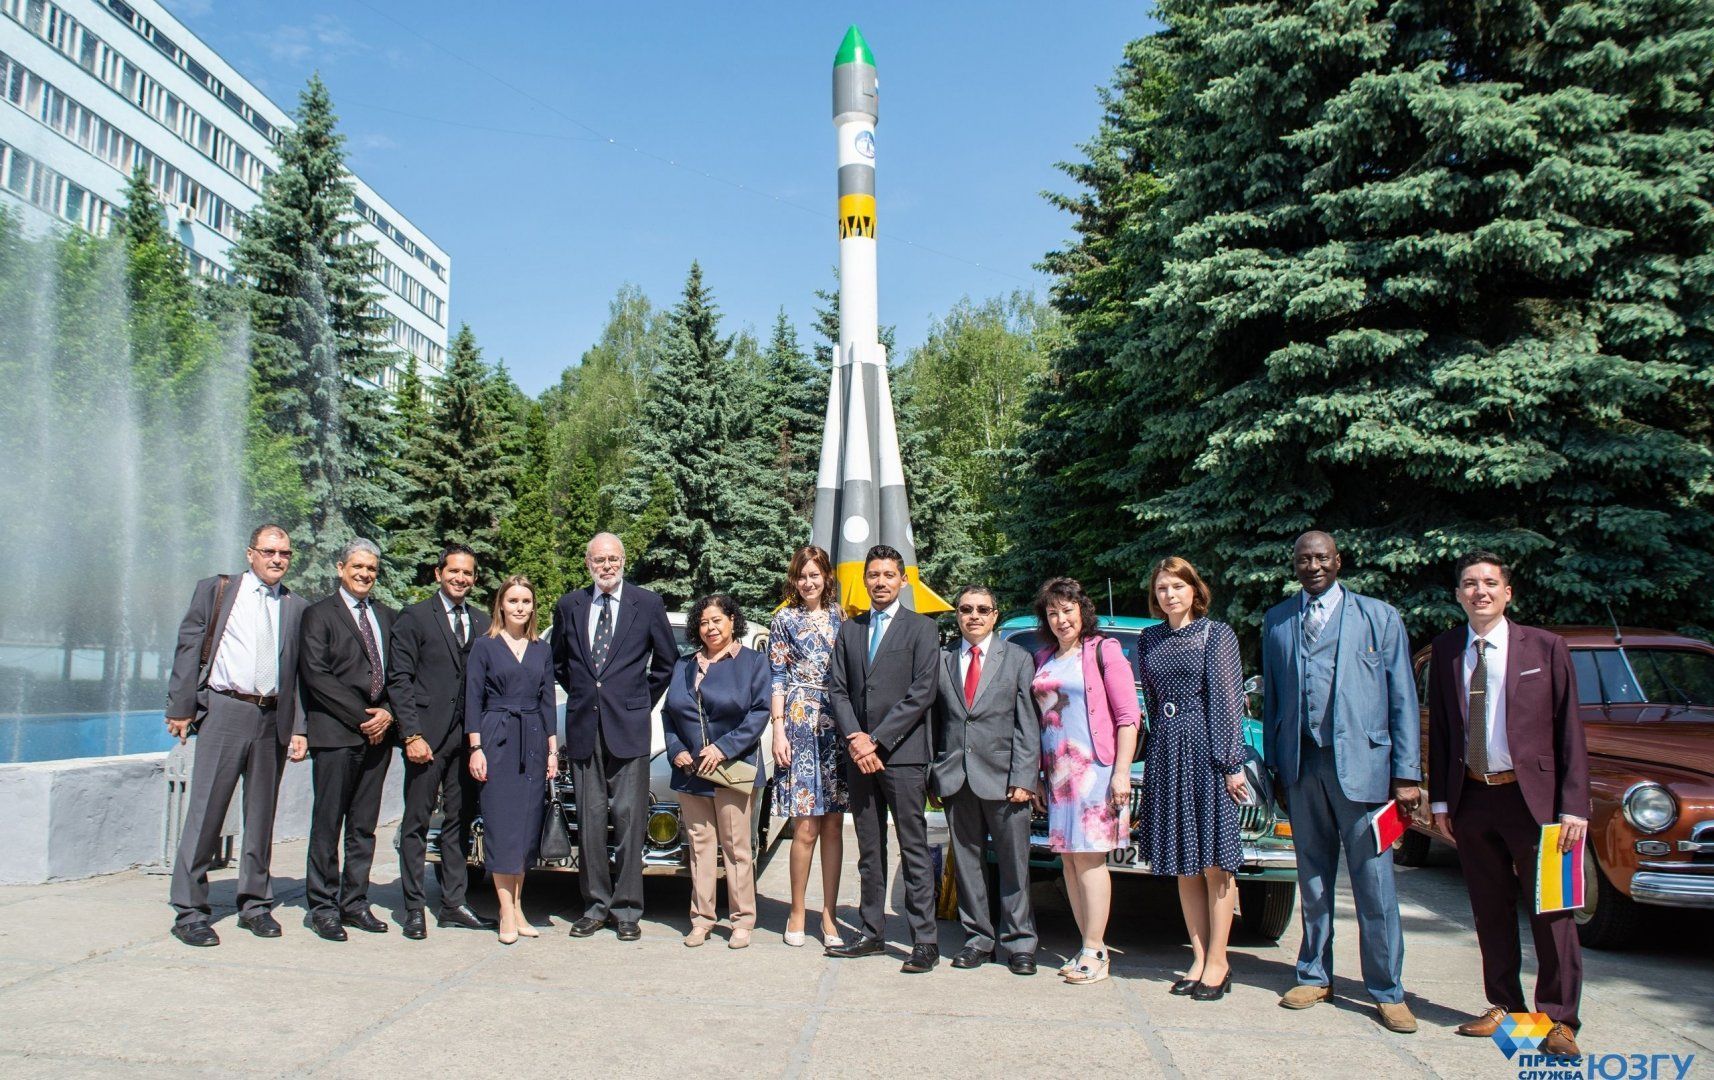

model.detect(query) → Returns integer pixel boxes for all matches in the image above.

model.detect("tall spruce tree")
[499,400,569,602]
[232,74,400,591]
[758,309,827,528]
[394,324,513,593]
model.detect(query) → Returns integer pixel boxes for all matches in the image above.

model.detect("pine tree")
[758,309,826,529]
[232,73,400,592]
[499,400,568,602]
[392,355,429,450]
[394,325,513,594]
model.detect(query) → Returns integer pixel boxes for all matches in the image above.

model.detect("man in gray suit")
[164,525,308,946]
[826,545,942,972]
[930,585,1041,975]
[1261,531,1422,1032]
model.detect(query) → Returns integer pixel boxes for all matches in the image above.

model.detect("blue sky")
[159,1,1160,395]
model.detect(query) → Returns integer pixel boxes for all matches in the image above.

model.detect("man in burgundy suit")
[1427,552,1588,1057]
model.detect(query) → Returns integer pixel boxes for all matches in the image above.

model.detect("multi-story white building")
[0,0,449,381]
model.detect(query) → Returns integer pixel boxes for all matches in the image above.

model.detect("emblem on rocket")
[811,25,950,614]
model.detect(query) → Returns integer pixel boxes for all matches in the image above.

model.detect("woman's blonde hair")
[487,574,541,639]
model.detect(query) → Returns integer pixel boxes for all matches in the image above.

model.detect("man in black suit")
[386,542,497,939]
[295,538,397,942]
[164,524,308,946]
[826,545,942,972]
[549,532,677,941]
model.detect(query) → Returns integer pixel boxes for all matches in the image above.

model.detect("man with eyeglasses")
[1260,530,1421,1032]
[929,586,1042,975]
[164,525,309,947]
[549,532,677,940]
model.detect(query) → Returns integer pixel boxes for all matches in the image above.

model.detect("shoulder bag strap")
[199,574,233,672]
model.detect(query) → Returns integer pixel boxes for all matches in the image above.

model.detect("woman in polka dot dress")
[1136,556,1249,1002]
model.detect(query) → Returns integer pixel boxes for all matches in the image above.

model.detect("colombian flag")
[1535,824,1586,914]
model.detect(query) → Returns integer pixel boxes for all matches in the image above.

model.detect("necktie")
[964,645,982,708]
[355,598,383,701]
[592,593,614,670]
[454,604,468,647]
[1467,639,1490,775]
[1303,596,1328,643]
[254,585,277,696]
[868,610,889,663]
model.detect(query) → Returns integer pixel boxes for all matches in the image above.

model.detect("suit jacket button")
[596,681,602,689]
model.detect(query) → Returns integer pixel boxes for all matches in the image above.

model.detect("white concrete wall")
[0,746,404,885]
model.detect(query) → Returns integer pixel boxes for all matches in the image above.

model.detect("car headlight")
[1622,782,1677,835]
[647,810,681,847]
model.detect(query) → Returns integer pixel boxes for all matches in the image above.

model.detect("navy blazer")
[549,582,678,760]
[661,647,771,796]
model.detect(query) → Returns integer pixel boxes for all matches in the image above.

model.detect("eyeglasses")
[252,548,293,559]
[589,556,624,567]
[957,604,995,616]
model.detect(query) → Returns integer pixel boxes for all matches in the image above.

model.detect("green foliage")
[757,309,828,528]
[499,400,570,604]
[232,74,401,596]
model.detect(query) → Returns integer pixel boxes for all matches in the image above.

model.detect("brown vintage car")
[1398,625,1714,948]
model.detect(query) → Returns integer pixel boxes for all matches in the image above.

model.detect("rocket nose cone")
[834,25,875,67]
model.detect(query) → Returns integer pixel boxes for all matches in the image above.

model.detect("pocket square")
[1520,667,1542,676]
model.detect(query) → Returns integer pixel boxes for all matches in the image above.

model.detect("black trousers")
[168,693,286,926]
[1454,779,1584,1028]
[849,762,936,944]
[306,740,393,919]
[397,739,473,912]
[572,721,649,923]
[946,786,1037,956]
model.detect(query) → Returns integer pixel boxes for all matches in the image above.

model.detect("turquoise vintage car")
[969,613,1299,941]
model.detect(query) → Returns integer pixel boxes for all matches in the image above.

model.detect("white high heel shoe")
[783,929,806,947]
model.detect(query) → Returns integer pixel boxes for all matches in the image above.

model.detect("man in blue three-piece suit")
[1261,531,1421,1033]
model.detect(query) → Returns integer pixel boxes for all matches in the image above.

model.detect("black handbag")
[539,781,573,862]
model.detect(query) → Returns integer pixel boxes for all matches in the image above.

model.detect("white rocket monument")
[811,25,949,614]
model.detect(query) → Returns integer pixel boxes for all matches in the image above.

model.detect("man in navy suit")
[1261,531,1420,1032]
[550,532,677,940]
[1428,552,1587,1058]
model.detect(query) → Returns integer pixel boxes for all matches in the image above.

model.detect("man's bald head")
[586,532,626,591]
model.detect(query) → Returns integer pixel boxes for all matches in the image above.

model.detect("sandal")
[1064,948,1110,984]
[1060,948,1095,977]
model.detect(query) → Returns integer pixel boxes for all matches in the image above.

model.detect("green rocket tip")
[834,25,875,68]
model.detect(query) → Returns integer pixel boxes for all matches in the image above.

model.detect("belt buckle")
[1161,702,1177,719]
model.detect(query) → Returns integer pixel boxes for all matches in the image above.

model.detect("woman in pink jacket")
[1031,577,1141,984]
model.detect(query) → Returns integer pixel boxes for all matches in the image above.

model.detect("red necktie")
[964,645,982,708]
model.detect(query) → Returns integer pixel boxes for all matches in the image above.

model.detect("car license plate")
[1107,845,1146,868]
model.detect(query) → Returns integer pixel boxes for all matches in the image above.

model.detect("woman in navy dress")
[466,575,559,945]
[1136,556,1248,1000]
[767,544,847,948]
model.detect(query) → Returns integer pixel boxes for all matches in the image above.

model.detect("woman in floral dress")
[768,545,847,948]
[1031,577,1141,984]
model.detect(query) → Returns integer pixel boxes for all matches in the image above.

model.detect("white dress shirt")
[209,571,281,696]
[587,581,624,650]
[959,632,995,688]
[868,597,904,654]
[1429,617,1510,814]
[340,587,385,670]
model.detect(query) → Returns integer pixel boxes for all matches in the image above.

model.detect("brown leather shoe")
[1280,984,1333,1009]
[1456,1006,1508,1037]
[1377,1002,1418,1034]
[1541,1023,1580,1057]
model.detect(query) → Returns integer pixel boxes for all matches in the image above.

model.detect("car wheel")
[1574,849,1641,950]
[1393,828,1433,868]
[1237,880,1296,942]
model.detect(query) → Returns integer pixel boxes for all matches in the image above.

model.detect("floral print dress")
[768,605,848,818]
[1034,649,1127,853]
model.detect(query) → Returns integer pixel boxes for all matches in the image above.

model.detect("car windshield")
[1572,647,1714,708]
[1000,628,1141,687]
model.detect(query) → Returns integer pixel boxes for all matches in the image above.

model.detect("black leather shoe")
[310,914,348,942]
[825,935,884,958]
[615,921,642,941]
[901,943,940,974]
[402,910,427,940]
[568,916,606,938]
[1169,978,1199,996]
[1192,975,1233,1001]
[342,909,389,934]
[1008,954,1037,976]
[237,912,282,938]
[951,946,992,969]
[171,922,219,947]
[437,904,498,931]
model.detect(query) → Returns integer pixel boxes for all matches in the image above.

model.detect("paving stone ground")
[1,821,1708,1079]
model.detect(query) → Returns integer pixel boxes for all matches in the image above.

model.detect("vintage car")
[1398,625,1714,948]
[427,610,779,881]
[961,614,1299,941]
